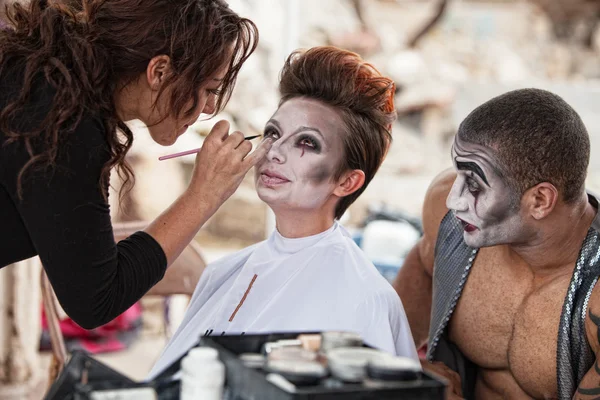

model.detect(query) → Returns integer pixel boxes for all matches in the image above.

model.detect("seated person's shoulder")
[314,238,391,292]
[355,286,407,335]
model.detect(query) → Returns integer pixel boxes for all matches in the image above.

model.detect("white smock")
[147,222,418,379]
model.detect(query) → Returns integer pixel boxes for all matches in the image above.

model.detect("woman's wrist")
[183,182,222,218]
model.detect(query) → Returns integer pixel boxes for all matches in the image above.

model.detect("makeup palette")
[170,332,447,399]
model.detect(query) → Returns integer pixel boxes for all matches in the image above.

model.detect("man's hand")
[421,359,464,400]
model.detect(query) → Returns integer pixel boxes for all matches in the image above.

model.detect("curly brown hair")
[0,0,258,199]
[278,46,396,220]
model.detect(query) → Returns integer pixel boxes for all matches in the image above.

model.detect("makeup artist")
[0,0,271,329]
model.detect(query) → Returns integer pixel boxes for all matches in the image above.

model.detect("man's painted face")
[447,136,527,248]
[254,98,345,214]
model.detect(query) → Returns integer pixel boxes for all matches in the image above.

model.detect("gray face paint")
[308,163,335,185]
[446,135,528,248]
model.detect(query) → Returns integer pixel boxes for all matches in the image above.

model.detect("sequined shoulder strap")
[557,227,600,399]
[427,211,478,360]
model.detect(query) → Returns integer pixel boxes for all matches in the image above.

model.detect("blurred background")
[2,0,600,398]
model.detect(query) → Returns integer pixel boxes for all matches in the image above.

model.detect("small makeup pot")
[180,347,225,400]
[262,339,303,356]
[267,347,317,363]
[326,347,389,383]
[238,353,266,369]
[320,331,363,353]
[266,360,328,386]
[297,334,322,352]
[366,356,422,382]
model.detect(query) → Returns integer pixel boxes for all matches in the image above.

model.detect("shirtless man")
[393,88,600,399]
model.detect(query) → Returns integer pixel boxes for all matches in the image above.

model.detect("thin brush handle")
[158,135,262,161]
[158,147,202,161]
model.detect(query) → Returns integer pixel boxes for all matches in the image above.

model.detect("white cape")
[147,222,418,380]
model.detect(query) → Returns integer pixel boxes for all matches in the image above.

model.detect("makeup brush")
[158,135,262,161]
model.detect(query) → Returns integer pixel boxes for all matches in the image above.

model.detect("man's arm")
[392,169,456,348]
[574,287,600,399]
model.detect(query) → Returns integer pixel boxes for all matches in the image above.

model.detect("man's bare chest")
[448,250,572,398]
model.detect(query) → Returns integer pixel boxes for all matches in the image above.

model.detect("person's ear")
[333,169,365,198]
[146,55,172,91]
[523,182,558,220]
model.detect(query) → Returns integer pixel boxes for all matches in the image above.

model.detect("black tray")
[46,332,447,400]
[196,332,446,400]
[44,350,141,400]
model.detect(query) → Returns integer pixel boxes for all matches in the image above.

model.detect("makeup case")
[154,332,446,400]
[45,332,446,400]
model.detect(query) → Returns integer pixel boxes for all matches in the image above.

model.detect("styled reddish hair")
[278,46,396,219]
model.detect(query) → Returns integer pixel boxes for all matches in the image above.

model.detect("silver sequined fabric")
[427,207,600,400]
[556,229,600,399]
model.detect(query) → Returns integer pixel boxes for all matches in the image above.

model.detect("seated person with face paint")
[147,46,418,378]
[393,88,600,399]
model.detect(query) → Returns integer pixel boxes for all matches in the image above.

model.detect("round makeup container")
[366,356,422,382]
[326,347,390,383]
[262,339,303,356]
[239,353,266,369]
[268,347,317,363]
[320,331,363,353]
[180,347,225,400]
[266,360,328,386]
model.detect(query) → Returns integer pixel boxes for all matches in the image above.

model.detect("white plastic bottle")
[180,347,225,400]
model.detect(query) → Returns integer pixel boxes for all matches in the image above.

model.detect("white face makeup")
[446,136,530,248]
[254,98,346,215]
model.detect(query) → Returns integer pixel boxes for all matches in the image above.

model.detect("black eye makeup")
[263,126,281,140]
[466,175,481,194]
[296,134,321,153]
[262,124,323,155]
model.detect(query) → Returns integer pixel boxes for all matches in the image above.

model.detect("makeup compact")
[238,353,266,369]
[319,331,363,353]
[366,356,422,382]
[262,339,303,356]
[326,347,390,382]
[266,360,328,386]
[267,347,317,363]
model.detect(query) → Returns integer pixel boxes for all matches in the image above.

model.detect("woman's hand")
[189,120,272,207]
[145,120,271,266]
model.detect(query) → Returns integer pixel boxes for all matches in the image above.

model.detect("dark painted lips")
[456,217,477,233]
